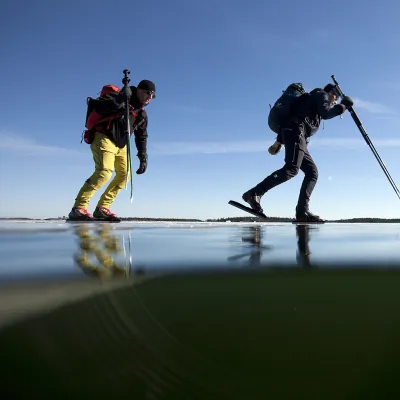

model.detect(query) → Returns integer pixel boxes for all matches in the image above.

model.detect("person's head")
[135,80,156,106]
[323,84,340,105]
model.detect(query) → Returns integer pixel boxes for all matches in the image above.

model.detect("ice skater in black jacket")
[242,83,354,222]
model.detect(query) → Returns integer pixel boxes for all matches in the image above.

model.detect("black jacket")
[292,89,344,137]
[90,86,148,151]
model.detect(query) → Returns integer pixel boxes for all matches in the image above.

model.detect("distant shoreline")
[1,217,400,223]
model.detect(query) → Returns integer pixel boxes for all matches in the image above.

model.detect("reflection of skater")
[296,225,314,268]
[72,225,131,280]
[242,226,262,266]
[228,226,272,267]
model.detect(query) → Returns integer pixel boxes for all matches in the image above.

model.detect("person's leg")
[243,127,307,212]
[94,144,129,219]
[296,150,318,216]
[295,150,323,221]
[70,133,117,219]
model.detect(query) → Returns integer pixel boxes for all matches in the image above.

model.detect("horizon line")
[1,217,400,222]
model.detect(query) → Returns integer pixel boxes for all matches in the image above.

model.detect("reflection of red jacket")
[85,86,148,150]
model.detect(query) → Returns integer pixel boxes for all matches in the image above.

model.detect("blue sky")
[1,0,400,220]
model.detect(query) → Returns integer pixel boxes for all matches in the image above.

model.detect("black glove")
[341,95,354,109]
[136,151,148,174]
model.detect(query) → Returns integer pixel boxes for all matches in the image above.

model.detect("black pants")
[253,124,318,214]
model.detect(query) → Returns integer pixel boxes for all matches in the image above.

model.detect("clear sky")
[1,0,400,220]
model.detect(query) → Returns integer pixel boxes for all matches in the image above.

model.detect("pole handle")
[122,69,131,87]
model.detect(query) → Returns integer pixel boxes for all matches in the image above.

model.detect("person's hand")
[136,151,148,174]
[341,95,354,109]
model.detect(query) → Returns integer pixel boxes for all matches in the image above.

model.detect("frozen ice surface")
[0,220,400,284]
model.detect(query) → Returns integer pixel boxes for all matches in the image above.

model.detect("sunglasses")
[142,89,156,99]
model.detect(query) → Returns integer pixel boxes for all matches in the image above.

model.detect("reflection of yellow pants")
[73,132,129,209]
[73,225,128,280]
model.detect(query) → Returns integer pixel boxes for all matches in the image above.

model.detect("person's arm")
[134,112,148,174]
[314,91,345,120]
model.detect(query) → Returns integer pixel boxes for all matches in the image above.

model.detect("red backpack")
[82,84,144,144]
[81,85,120,144]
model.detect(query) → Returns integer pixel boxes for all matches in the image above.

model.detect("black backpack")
[268,83,307,134]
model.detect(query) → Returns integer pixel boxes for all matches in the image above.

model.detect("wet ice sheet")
[0,221,400,283]
[2,220,400,399]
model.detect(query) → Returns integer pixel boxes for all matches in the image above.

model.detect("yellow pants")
[73,132,130,209]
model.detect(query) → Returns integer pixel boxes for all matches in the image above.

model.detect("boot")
[242,190,263,213]
[295,208,325,223]
[93,207,121,222]
[68,208,95,221]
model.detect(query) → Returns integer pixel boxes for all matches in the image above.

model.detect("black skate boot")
[295,208,325,223]
[242,190,263,213]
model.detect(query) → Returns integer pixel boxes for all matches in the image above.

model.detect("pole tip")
[123,69,131,75]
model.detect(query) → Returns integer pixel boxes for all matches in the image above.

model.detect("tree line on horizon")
[1,216,400,223]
